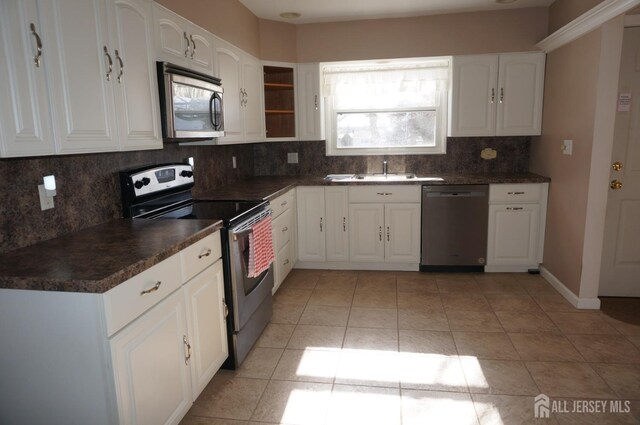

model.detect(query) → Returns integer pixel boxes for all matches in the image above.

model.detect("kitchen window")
[322,57,450,156]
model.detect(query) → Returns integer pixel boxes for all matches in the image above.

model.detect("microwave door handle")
[209,93,217,128]
[210,91,223,130]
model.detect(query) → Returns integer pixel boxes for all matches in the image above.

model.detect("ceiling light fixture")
[279,12,301,19]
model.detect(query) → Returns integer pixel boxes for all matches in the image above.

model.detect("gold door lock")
[610,180,623,190]
[612,162,623,171]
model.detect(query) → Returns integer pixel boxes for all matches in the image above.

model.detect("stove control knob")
[142,177,151,186]
[134,180,144,189]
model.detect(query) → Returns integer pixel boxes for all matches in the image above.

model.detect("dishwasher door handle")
[426,191,486,198]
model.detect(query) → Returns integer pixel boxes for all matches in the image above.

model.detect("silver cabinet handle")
[183,335,191,365]
[506,207,524,211]
[282,226,288,232]
[190,34,196,59]
[284,259,290,265]
[387,226,390,242]
[343,217,346,232]
[281,201,287,207]
[244,89,248,105]
[490,88,495,104]
[314,94,318,110]
[103,46,113,81]
[320,217,323,232]
[198,249,211,259]
[499,88,504,104]
[115,49,124,83]
[376,192,393,196]
[379,226,382,241]
[140,281,161,296]
[223,299,229,318]
[183,32,190,57]
[30,23,42,68]
[507,191,525,195]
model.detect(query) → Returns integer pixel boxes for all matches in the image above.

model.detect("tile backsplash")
[1,136,530,253]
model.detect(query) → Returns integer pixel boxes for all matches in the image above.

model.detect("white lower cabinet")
[384,204,421,263]
[349,203,385,262]
[296,186,327,262]
[486,183,548,272]
[325,187,349,261]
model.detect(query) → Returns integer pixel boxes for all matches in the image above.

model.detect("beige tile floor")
[180,270,640,425]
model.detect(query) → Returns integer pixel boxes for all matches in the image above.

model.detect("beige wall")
[529,30,602,295]
[295,8,548,62]
[548,0,605,33]
[154,0,260,57]
[259,20,297,62]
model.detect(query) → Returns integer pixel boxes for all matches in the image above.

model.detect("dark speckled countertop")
[197,173,550,202]
[0,219,222,293]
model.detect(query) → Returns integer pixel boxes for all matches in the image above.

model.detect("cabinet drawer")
[103,253,182,337]
[273,208,293,252]
[270,189,295,218]
[275,242,293,290]
[489,184,542,204]
[181,232,222,283]
[348,185,421,203]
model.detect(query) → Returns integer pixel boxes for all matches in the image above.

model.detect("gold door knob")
[610,180,623,190]
[612,162,623,171]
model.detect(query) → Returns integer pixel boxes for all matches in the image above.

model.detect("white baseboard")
[540,266,601,310]
[484,265,539,273]
[295,261,419,271]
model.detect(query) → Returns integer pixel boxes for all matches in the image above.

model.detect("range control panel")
[126,164,194,198]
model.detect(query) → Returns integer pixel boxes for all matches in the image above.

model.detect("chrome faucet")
[383,160,388,177]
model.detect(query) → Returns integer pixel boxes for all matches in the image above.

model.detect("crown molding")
[537,0,640,52]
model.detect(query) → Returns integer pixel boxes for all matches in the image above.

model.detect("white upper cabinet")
[153,3,215,76]
[449,52,545,137]
[296,63,325,141]
[0,0,55,157]
[215,39,265,144]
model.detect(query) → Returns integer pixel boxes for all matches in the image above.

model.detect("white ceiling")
[240,0,555,24]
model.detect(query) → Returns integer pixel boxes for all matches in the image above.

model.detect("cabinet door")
[188,25,215,76]
[110,289,192,425]
[216,43,243,143]
[496,52,545,136]
[184,260,228,401]
[296,63,324,140]
[153,3,190,68]
[385,204,421,263]
[296,187,326,262]
[487,204,540,267]
[349,204,384,263]
[449,55,498,137]
[109,0,162,151]
[39,0,119,154]
[242,53,266,142]
[0,0,55,157]
[325,187,349,262]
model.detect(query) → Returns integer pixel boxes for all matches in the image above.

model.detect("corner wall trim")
[540,266,601,310]
[537,0,640,53]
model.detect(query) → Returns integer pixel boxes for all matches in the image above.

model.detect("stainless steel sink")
[354,173,417,181]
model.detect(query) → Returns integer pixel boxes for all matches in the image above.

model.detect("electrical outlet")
[232,156,237,169]
[187,157,194,167]
[38,185,54,211]
[562,140,573,155]
[287,152,299,164]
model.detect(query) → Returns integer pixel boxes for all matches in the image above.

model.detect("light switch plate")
[287,152,299,164]
[562,140,573,155]
[38,185,54,211]
[232,156,237,168]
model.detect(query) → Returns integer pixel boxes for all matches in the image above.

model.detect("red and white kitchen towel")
[248,215,275,278]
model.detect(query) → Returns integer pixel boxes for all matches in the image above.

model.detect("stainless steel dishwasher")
[421,185,488,272]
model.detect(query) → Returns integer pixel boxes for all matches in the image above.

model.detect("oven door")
[166,73,224,139]
[228,221,274,332]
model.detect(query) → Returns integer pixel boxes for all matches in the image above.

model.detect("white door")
[385,204,421,263]
[242,53,266,142]
[188,26,215,76]
[496,52,545,136]
[487,204,540,267]
[296,63,324,140]
[39,0,119,154]
[184,260,228,400]
[296,187,326,262]
[216,43,243,143]
[325,187,350,261]
[600,27,640,297]
[349,204,384,263]
[0,0,55,157]
[449,54,498,137]
[153,3,190,68]
[110,290,192,425]
[109,0,162,151]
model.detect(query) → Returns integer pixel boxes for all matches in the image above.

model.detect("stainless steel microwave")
[157,62,224,141]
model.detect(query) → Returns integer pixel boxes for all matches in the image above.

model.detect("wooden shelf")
[265,109,295,114]
[264,83,294,90]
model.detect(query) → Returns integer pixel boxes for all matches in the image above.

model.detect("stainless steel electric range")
[120,163,274,369]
